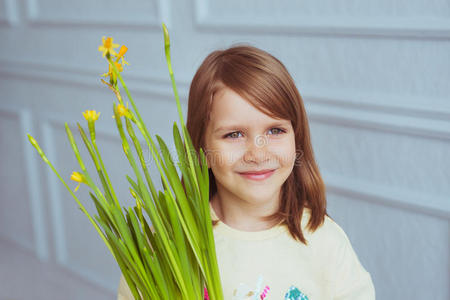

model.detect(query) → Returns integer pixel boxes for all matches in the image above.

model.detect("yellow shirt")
[117,203,375,300]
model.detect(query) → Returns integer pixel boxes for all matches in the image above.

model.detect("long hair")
[185,44,329,245]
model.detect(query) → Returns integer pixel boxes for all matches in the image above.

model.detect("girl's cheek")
[217,148,242,166]
[205,147,237,168]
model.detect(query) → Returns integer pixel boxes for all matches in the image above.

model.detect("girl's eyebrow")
[214,126,242,133]
[214,121,289,133]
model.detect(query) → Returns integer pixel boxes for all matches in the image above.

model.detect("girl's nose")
[243,135,270,164]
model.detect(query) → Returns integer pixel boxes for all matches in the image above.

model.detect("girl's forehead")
[209,110,290,134]
[210,87,287,126]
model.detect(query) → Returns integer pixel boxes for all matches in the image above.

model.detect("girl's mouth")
[238,169,276,181]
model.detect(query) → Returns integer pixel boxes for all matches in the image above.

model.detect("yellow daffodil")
[102,61,123,76]
[112,102,132,120]
[115,45,129,66]
[70,171,87,192]
[118,102,130,117]
[98,36,119,57]
[102,62,123,85]
[82,110,101,122]
[117,103,127,116]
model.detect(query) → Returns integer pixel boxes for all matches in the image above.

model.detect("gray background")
[0,0,449,299]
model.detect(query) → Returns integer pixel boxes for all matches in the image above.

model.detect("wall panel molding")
[0,105,49,260]
[0,0,19,26]
[25,0,171,29]
[324,171,450,219]
[21,108,50,261]
[193,0,450,39]
[42,121,67,264]
[305,94,450,141]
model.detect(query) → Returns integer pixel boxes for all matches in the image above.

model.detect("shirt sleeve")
[330,229,376,300]
[117,273,135,300]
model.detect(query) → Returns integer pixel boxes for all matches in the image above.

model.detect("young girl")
[117,45,375,300]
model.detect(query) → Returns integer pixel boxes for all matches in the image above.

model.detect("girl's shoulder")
[302,208,351,248]
[302,209,375,298]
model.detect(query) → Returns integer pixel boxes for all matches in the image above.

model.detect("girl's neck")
[210,191,281,232]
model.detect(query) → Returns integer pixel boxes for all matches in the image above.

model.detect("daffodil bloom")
[102,62,123,85]
[115,45,129,66]
[98,36,119,58]
[116,102,132,119]
[117,103,127,116]
[70,171,87,192]
[82,110,101,122]
[102,62,124,78]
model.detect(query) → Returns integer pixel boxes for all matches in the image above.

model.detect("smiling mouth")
[238,169,276,181]
[238,169,275,175]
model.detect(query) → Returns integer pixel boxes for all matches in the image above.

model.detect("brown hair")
[185,44,329,245]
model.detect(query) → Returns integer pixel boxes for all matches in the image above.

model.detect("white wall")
[0,0,449,299]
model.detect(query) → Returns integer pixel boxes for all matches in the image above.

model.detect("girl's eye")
[224,131,242,139]
[268,127,286,135]
[224,128,286,139]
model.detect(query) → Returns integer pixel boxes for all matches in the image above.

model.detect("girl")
[118,45,375,300]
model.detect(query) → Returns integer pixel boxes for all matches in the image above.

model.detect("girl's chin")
[234,187,279,200]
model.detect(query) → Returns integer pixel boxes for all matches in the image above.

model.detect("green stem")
[162,23,224,300]
[64,123,113,222]
[92,136,121,209]
[27,134,114,258]
[113,104,191,298]
[77,123,118,210]
[124,117,158,202]
[107,58,176,211]
[162,23,201,200]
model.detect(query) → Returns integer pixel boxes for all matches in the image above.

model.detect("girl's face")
[204,87,297,206]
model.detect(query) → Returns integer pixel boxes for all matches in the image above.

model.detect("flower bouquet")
[27,23,224,300]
